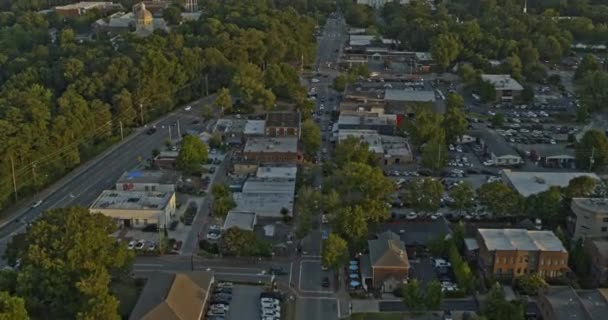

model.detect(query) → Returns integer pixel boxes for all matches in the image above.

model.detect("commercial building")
[362,231,410,292]
[383,89,436,115]
[537,286,608,320]
[223,211,257,231]
[337,129,413,165]
[229,177,296,219]
[336,113,397,135]
[255,164,298,179]
[129,271,214,320]
[89,190,176,228]
[481,74,524,103]
[153,151,178,170]
[502,170,599,197]
[472,130,522,166]
[476,228,568,280]
[55,2,117,17]
[584,237,608,287]
[116,170,179,192]
[242,137,302,164]
[570,198,608,241]
[265,112,301,138]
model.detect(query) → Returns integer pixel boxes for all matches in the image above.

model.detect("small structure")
[116,170,179,192]
[153,151,179,170]
[242,137,302,164]
[537,286,608,320]
[570,198,608,240]
[265,112,301,138]
[223,211,257,231]
[366,231,410,292]
[129,271,214,320]
[89,190,176,228]
[476,228,568,280]
[255,164,298,179]
[384,89,436,115]
[584,237,608,287]
[502,170,599,197]
[337,129,413,166]
[481,74,524,103]
[55,2,117,17]
[472,130,522,166]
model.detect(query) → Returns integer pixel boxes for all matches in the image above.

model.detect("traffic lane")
[225,285,263,320]
[299,260,331,293]
[378,298,478,312]
[296,298,338,320]
[300,229,322,256]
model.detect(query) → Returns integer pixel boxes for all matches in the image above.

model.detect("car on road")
[322,277,330,288]
[260,297,279,305]
[206,229,221,241]
[311,78,320,83]
[406,212,418,220]
[184,105,192,111]
[322,230,329,239]
[146,127,157,135]
[321,214,329,224]
[261,309,280,318]
[268,267,288,275]
[32,200,43,208]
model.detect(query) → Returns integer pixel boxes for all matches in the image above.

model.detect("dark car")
[268,267,288,275]
[146,128,157,135]
[214,287,232,294]
[321,277,330,288]
[213,294,232,301]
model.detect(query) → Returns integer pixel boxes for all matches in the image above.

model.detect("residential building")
[472,130,522,166]
[55,2,117,17]
[153,151,178,170]
[476,228,568,280]
[414,52,436,73]
[265,112,301,138]
[570,198,608,241]
[502,170,599,197]
[481,74,524,103]
[116,170,179,192]
[584,237,608,287]
[537,286,608,320]
[242,137,302,164]
[383,89,436,115]
[89,190,176,228]
[362,231,410,292]
[223,211,257,231]
[129,271,214,320]
[337,129,413,165]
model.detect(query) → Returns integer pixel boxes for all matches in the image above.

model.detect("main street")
[0,95,216,262]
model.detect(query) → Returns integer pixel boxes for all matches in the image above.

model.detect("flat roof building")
[476,228,568,280]
[90,190,176,228]
[232,192,294,219]
[570,198,608,241]
[502,170,599,197]
[537,286,608,320]
[265,112,301,138]
[481,74,524,103]
[472,129,522,166]
[116,170,179,192]
[223,211,257,231]
[55,2,117,17]
[255,165,298,179]
[243,137,302,164]
[337,129,413,166]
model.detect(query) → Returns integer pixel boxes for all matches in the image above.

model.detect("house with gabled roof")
[363,231,410,292]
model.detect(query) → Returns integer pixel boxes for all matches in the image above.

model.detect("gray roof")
[481,74,524,91]
[90,190,173,211]
[223,211,256,231]
[129,272,175,320]
[502,170,600,197]
[255,165,298,179]
[572,198,608,214]
[384,89,436,102]
[242,178,296,194]
[232,192,293,218]
[478,229,566,252]
[116,170,179,185]
[464,238,479,251]
[379,218,451,247]
[541,286,608,320]
[471,129,520,158]
[244,137,299,153]
[368,237,409,268]
[244,120,265,135]
[265,112,300,128]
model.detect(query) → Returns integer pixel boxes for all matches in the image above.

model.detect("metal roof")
[478,229,566,252]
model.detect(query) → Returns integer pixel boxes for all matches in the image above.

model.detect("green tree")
[406,178,444,212]
[431,33,461,69]
[333,75,349,92]
[449,182,475,214]
[215,87,232,114]
[490,113,505,127]
[301,119,321,158]
[201,104,214,119]
[176,135,209,174]
[220,228,262,256]
[208,131,222,149]
[478,80,497,103]
[477,182,523,216]
[425,280,443,310]
[446,93,465,109]
[570,239,590,278]
[515,274,547,296]
[421,139,448,172]
[443,105,468,143]
[521,85,534,103]
[334,136,376,167]
[408,107,444,147]
[578,71,608,112]
[401,279,426,313]
[211,184,236,217]
[575,129,608,170]
[322,233,349,271]
[12,207,132,320]
[526,186,562,220]
[0,291,28,320]
[574,54,600,80]
[563,176,598,198]
[333,205,368,247]
[162,5,182,25]
[112,89,137,127]
[482,283,525,320]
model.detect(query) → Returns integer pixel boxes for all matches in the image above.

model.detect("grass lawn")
[112,278,145,319]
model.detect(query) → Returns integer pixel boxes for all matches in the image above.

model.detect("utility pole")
[589,147,596,172]
[119,121,124,140]
[31,162,37,189]
[205,74,209,96]
[177,120,181,138]
[437,147,442,170]
[168,126,172,141]
[10,155,17,202]
[139,103,144,126]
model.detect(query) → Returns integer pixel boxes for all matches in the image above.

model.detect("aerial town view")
[1,0,608,319]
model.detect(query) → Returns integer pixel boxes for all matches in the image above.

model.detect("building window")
[151,186,156,191]
[517,268,521,274]
[135,219,139,225]
[540,259,544,265]
[602,227,608,232]
[144,219,148,225]
[503,258,507,263]
[603,217,608,223]
[510,257,514,264]
[548,260,552,266]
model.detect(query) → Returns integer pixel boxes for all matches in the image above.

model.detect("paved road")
[0,96,216,263]
[379,298,478,312]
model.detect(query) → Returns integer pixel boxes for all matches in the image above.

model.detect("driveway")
[225,285,263,320]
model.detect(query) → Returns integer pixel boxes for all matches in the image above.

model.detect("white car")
[455,145,463,152]
[184,105,192,111]
[321,214,329,224]
[32,200,43,208]
[206,230,221,241]
[261,298,279,304]
[406,212,418,220]
[147,242,157,252]
[483,160,494,166]
[127,240,137,250]
[311,78,320,83]
[261,309,280,318]
[448,144,455,151]
[434,258,451,268]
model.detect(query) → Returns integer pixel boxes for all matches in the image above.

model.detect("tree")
[563,176,598,198]
[443,105,468,143]
[176,135,209,174]
[11,207,132,319]
[570,239,590,279]
[408,107,444,147]
[449,182,475,214]
[446,93,465,109]
[490,113,505,127]
[334,137,376,167]
[575,129,608,170]
[521,85,534,103]
[113,89,137,127]
[333,75,349,92]
[459,64,478,86]
[477,182,523,216]
[211,184,235,217]
[575,54,600,80]
[425,280,443,310]
[578,71,608,112]
[162,5,182,25]
[478,80,496,103]
[421,139,448,172]
[333,206,368,247]
[431,33,461,69]
[301,119,321,158]
[526,186,562,220]
[220,228,260,256]
[482,283,525,320]
[0,291,28,320]
[401,279,426,313]
[515,274,547,296]
[406,178,444,213]
[208,131,222,149]
[322,233,349,271]
[215,87,232,114]
[201,104,214,119]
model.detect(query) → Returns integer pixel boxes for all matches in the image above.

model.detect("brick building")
[476,228,568,280]
[265,112,301,138]
[242,137,302,164]
[362,231,410,292]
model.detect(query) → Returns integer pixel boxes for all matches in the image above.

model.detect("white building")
[481,74,524,103]
[116,170,179,192]
[501,170,600,197]
[90,190,176,228]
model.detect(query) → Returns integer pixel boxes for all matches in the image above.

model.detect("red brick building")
[242,137,302,164]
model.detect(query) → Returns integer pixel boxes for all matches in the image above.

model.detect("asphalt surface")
[0,95,216,263]
[379,298,478,312]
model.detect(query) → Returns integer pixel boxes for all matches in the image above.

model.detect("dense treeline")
[0,0,318,209]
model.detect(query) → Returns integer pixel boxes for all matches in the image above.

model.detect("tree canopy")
[176,135,208,174]
[322,233,349,271]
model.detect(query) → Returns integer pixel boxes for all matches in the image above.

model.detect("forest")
[0,0,325,209]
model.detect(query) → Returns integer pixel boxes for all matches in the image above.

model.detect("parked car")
[322,277,330,288]
[127,240,137,250]
[206,229,221,241]
[268,267,288,275]
[135,240,146,250]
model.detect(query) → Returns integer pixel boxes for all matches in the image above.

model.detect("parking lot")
[299,260,332,293]
[224,285,263,320]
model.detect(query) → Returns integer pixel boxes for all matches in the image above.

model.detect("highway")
[0,95,216,261]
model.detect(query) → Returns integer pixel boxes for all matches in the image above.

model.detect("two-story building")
[481,74,524,104]
[476,228,568,280]
[265,112,301,138]
[570,198,608,241]
[242,137,303,164]
[584,237,608,287]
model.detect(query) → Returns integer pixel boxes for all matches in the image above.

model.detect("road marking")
[337,298,341,318]
[289,262,293,286]
[214,272,273,278]
[133,264,163,267]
